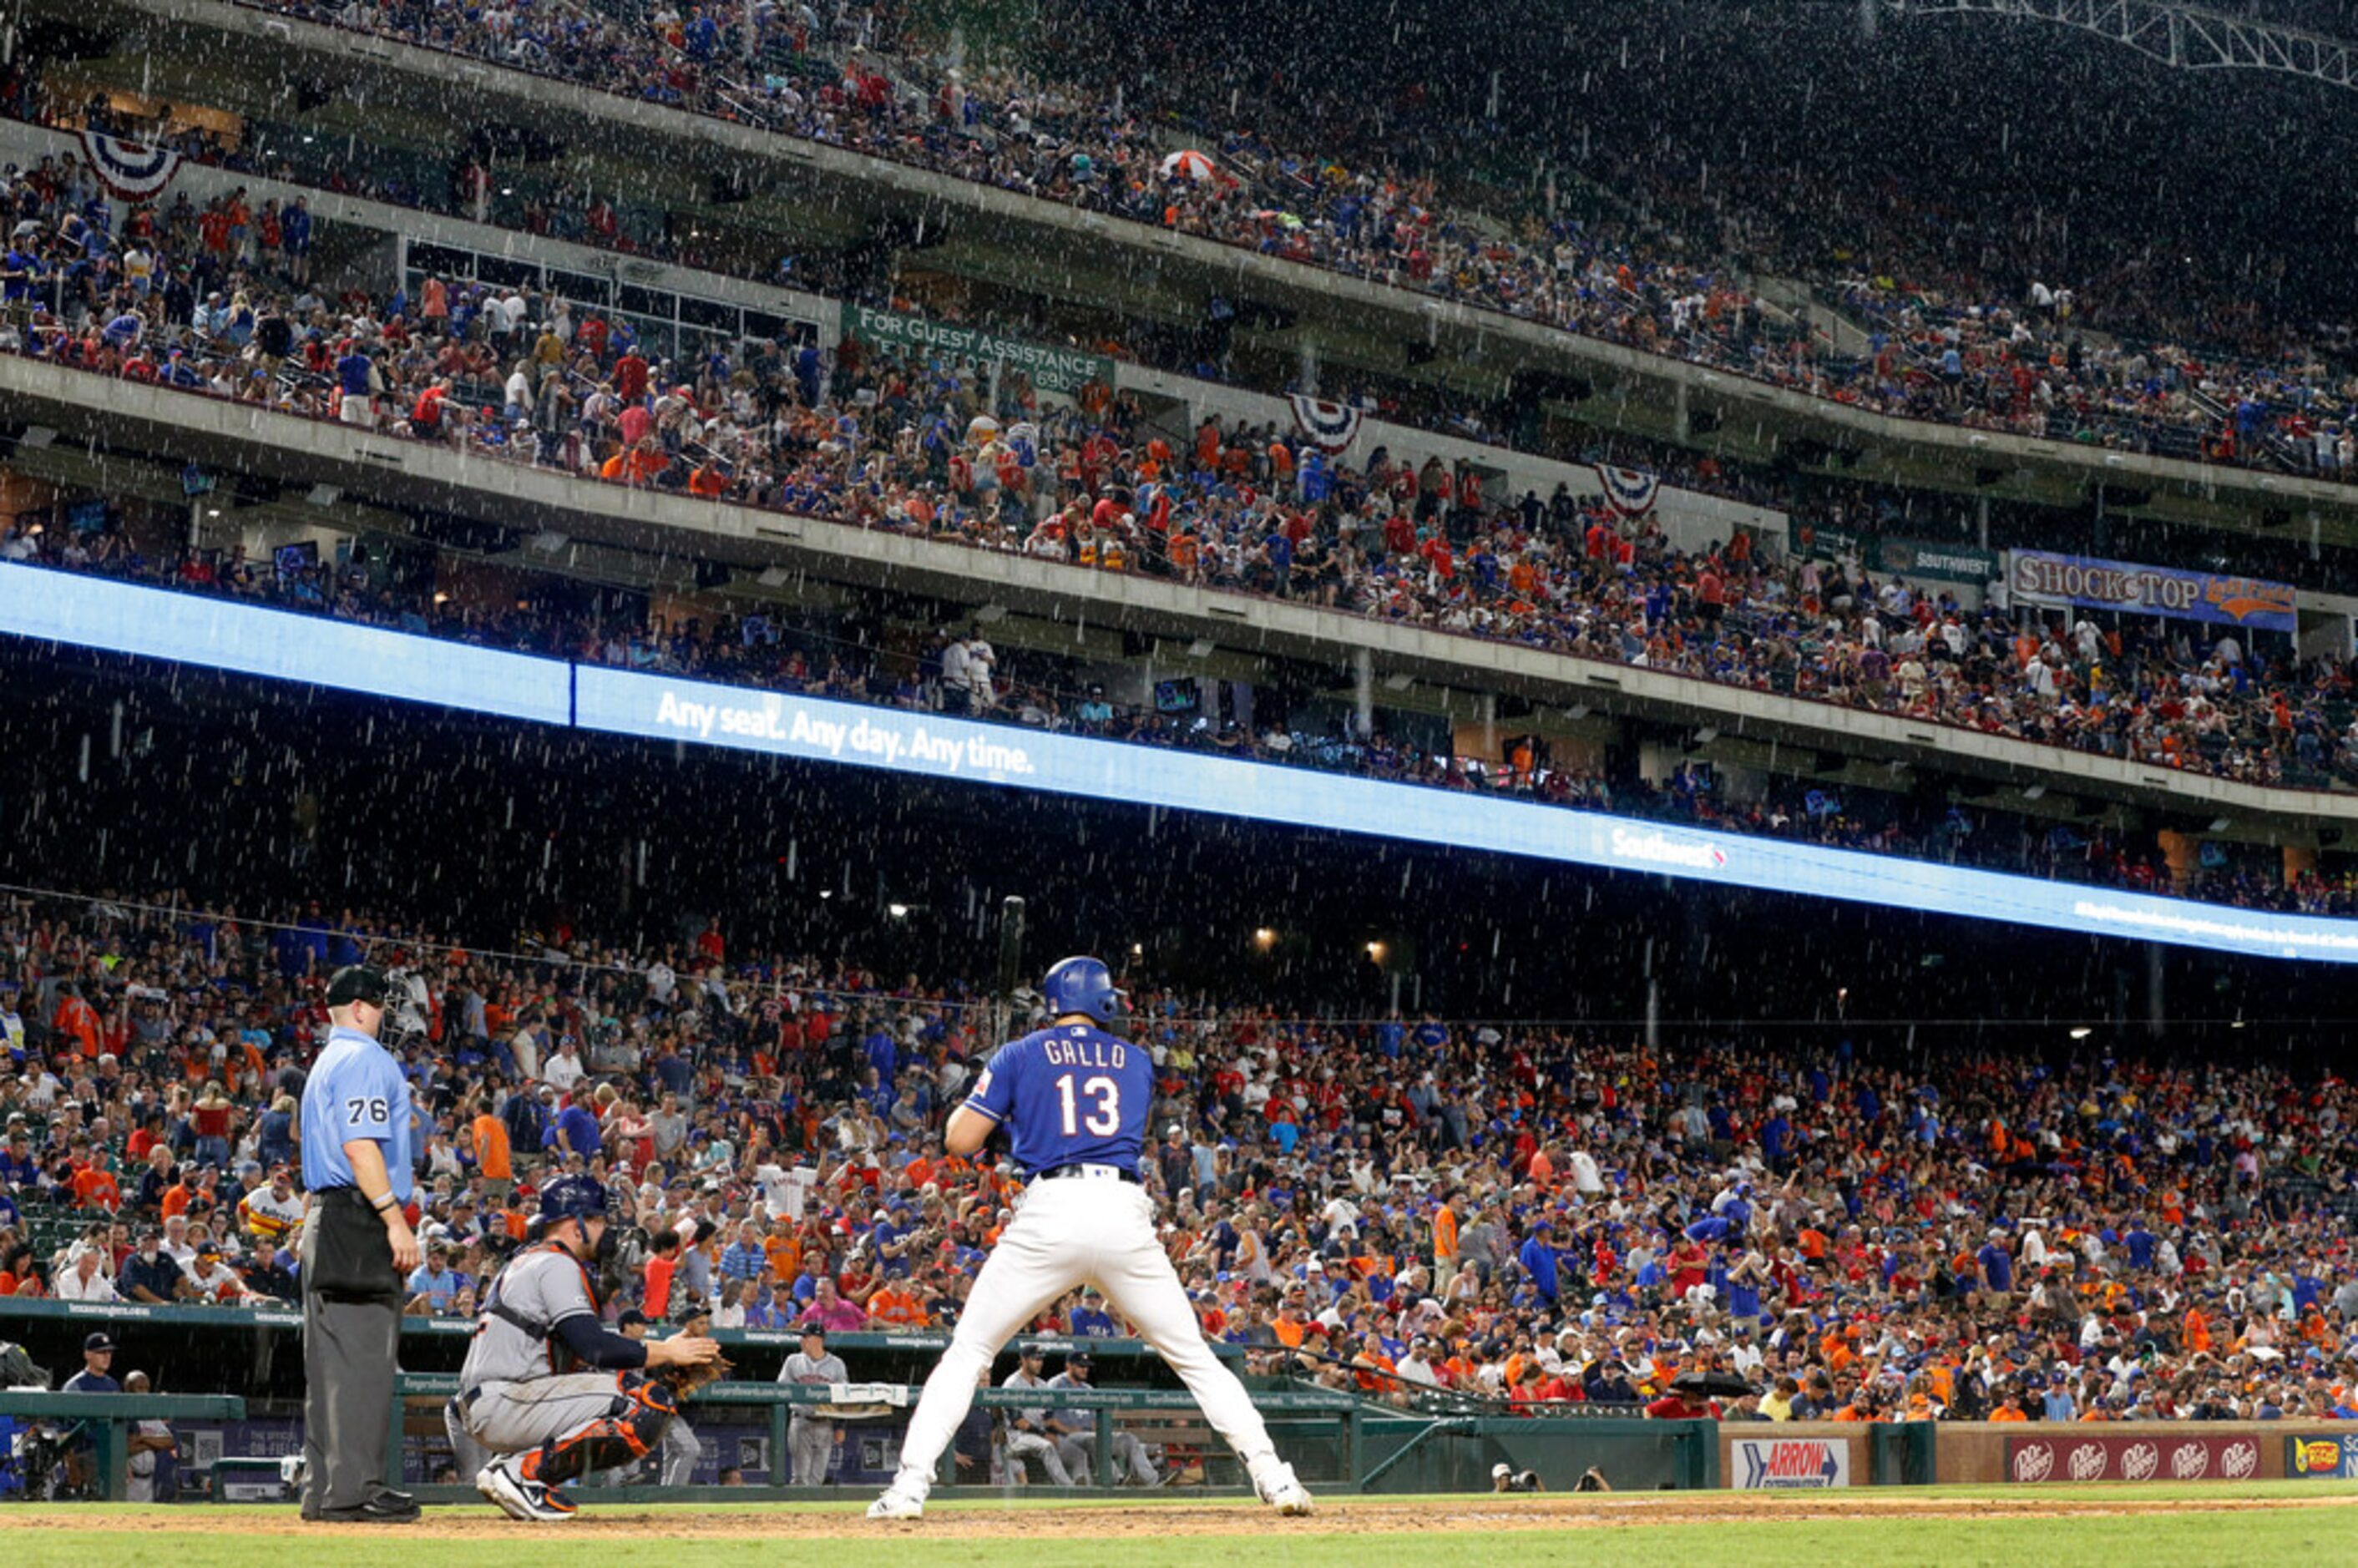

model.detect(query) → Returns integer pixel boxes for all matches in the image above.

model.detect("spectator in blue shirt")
[1068,1287,1117,1338]
[1977,1232,2015,1294]
[744,1280,799,1329]
[1518,1221,1561,1305]
[406,1246,463,1313]
[718,1219,768,1283]
[863,1022,898,1081]
[554,1095,601,1158]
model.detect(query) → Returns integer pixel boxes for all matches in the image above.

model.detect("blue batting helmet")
[534,1175,610,1228]
[1041,955,1126,1024]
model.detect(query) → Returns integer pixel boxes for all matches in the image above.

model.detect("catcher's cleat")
[866,1485,925,1520]
[478,1456,578,1522]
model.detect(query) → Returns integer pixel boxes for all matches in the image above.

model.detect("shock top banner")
[2008,550,2298,633]
[843,306,1114,394]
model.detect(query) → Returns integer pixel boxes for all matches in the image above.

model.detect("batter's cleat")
[1255,1463,1315,1516]
[477,1457,577,1522]
[866,1485,925,1520]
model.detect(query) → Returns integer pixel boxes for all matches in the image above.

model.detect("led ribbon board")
[0,566,574,724]
[572,666,2358,965]
[5,565,2354,964]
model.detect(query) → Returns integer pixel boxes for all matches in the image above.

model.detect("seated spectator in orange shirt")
[864,1279,929,1328]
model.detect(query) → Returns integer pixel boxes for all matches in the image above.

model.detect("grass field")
[6,1483,2358,1567]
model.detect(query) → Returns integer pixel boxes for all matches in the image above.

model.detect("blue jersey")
[962,1021,1154,1176]
[300,1025,414,1200]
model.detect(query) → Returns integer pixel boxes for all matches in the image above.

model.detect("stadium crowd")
[5,142,2355,810]
[63,0,2358,483]
[2,887,2357,1431]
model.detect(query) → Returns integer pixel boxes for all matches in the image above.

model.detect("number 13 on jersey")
[1055,1073,1120,1136]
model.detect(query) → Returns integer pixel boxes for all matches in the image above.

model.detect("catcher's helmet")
[533,1175,609,1228]
[1041,955,1126,1025]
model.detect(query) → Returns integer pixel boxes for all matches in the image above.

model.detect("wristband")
[372,1192,397,1214]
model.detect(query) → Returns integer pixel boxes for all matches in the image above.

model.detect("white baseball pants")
[887,1177,1285,1495]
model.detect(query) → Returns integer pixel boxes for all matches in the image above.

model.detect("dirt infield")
[13,1488,2358,1540]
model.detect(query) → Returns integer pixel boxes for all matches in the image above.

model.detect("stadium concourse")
[13,0,2358,483]
[3,883,2358,1439]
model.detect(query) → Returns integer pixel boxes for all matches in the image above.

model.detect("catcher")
[458,1176,723,1520]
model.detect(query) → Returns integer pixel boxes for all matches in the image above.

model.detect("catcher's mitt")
[654,1353,733,1399]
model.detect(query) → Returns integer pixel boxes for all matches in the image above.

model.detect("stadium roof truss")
[1893,0,2358,91]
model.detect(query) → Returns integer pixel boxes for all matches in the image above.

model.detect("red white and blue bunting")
[1594,463,1660,518]
[78,129,184,203]
[1288,393,1364,453]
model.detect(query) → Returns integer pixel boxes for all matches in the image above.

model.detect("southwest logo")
[1608,827,1730,871]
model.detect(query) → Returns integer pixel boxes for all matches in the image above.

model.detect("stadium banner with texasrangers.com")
[1730,1438,1849,1490]
[2288,1435,2358,1479]
[2007,549,2298,632]
[2008,1434,2262,1485]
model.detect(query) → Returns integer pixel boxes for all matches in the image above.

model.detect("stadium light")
[1252,928,1278,950]
[2069,1026,2094,1039]
[888,903,910,918]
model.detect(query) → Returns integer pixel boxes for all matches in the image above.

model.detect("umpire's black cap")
[326,964,392,1008]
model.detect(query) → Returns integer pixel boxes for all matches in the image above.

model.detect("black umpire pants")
[300,1192,402,1512]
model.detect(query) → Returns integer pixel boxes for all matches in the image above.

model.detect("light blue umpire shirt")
[300,1023,415,1200]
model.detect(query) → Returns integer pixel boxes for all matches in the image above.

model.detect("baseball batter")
[454,1176,721,1520]
[868,956,1313,1520]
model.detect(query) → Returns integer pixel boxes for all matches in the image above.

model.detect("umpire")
[297,964,421,1523]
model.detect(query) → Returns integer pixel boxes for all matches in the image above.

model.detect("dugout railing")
[388,1372,1369,1498]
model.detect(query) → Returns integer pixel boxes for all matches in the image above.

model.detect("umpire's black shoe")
[319,1492,422,1523]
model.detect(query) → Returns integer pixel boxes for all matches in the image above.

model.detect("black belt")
[1033,1163,1139,1185]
